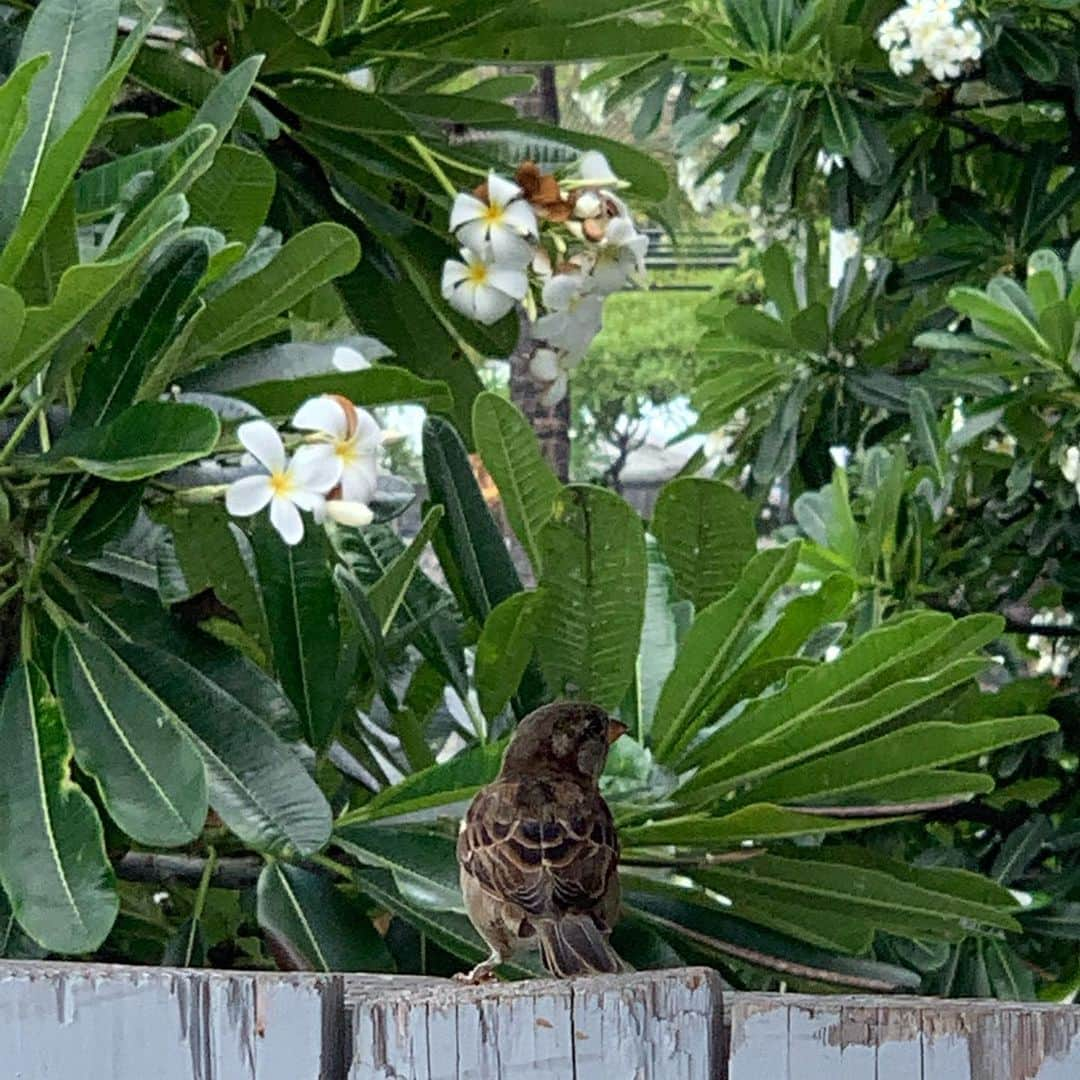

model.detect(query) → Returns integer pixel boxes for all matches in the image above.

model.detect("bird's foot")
[454,955,501,984]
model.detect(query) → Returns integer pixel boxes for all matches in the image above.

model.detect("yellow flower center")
[466,261,489,285]
[269,471,294,497]
[335,437,359,465]
[481,202,505,226]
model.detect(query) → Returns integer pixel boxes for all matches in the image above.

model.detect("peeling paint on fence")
[6,961,1080,1079]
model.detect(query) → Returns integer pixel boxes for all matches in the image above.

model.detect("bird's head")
[501,701,627,783]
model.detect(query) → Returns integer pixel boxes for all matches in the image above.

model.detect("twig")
[116,852,262,889]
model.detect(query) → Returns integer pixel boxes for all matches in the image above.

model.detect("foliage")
[0,0,1077,1007]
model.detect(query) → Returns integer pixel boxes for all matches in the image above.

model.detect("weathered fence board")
[0,960,345,1080]
[727,993,1080,1080]
[8,961,1080,1079]
[346,967,724,1080]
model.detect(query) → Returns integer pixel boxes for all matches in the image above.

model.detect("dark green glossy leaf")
[53,627,207,847]
[257,862,394,972]
[475,591,542,722]
[535,485,646,710]
[652,478,756,612]
[250,516,342,751]
[0,662,117,953]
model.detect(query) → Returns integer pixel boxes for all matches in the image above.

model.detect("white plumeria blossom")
[225,421,338,545]
[331,345,368,372]
[533,272,604,358]
[876,0,981,81]
[589,215,649,294]
[574,150,621,188]
[816,150,845,176]
[441,247,527,325]
[292,395,382,507]
[449,172,537,268]
[829,445,851,470]
[1061,445,1080,500]
[828,228,861,287]
[1028,609,1077,680]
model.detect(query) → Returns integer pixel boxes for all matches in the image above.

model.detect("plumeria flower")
[575,151,620,187]
[529,347,570,407]
[816,150,845,176]
[589,216,649,294]
[1061,445,1080,499]
[877,13,908,48]
[441,247,527,324]
[449,172,537,268]
[889,45,917,75]
[712,121,742,149]
[225,421,338,545]
[292,394,382,506]
[533,273,604,358]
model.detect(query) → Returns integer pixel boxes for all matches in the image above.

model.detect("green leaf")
[909,387,946,485]
[820,89,861,157]
[0,0,120,247]
[691,359,787,429]
[250,516,342,751]
[368,506,444,635]
[761,242,798,322]
[535,485,647,710]
[0,56,51,184]
[0,11,151,284]
[183,342,452,417]
[475,592,542,722]
[2,194,185,389]
[793,469,858,567]
[277,85,416,136]
[182,223,361,367]
[0,662,117,953]
[790,303,829,354]
[109,639,332,856]
[256,862,394,972]
[652,478,756,611]
[1038,301,1076,364]
[352,740,506,823]
[53,627,207,848]
[743,716,1056,806]
[724,305,793,349]
[356,867,542,978]
[188,145,276,246]
[470,119,669,203]
[473,392,561,574]
[621,804,900,847]
[69,237,209,431]
[948,287,1049,357]
[423,416,523,623]
[652,543,800,763]
[699,852,1019,942]
[0,285,25,369]
[52,401,221,481]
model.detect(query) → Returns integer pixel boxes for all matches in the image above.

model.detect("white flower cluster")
[225,396,392,545]
[1027,609,1077,680]
[876,0,982,80]
[441,153,648,406]
[677,155,726,215]
[1061,445,1080,502]
[816,150,845,176]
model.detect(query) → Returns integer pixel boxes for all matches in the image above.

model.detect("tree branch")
[115,852,262,889]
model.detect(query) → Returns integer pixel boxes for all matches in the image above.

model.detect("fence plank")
[0,960,344,1080]
[346,967,723,1080]
[728,993,1080,1080]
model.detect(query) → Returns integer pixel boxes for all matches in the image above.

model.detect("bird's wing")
[458,777,619,925]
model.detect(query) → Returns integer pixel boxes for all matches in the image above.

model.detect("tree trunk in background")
[508,64,570,483]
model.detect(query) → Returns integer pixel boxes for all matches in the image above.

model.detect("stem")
[359,0,375,24]
[0,583,20,611]
[308,851,354,880]
[116,852,263,889]
[180,846,218,965]
[314,0,340,45]
[0,397,49,468]
[406,135,457,198]
[461,691,487,744]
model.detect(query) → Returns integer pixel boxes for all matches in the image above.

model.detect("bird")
[455,700,629,983]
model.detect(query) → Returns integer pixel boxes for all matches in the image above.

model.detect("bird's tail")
[537,917,627,978]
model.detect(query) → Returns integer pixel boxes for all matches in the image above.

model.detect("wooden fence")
[4,960,1080,1078]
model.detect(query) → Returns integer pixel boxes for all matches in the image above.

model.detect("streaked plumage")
[456,701,627,982]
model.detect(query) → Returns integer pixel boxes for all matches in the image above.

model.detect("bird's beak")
[606,719,629,745]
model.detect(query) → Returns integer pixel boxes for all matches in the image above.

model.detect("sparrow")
[455,701,628,983]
